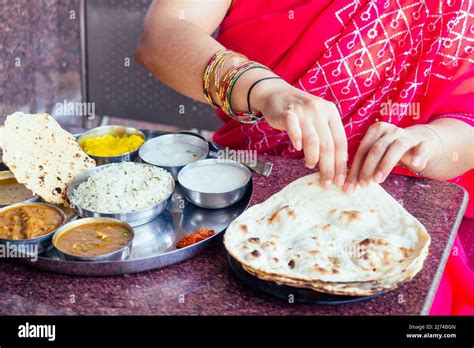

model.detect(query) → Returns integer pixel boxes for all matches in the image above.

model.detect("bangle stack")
[203,49,245,108]
[220,61,271,123]
[202,49,271,123]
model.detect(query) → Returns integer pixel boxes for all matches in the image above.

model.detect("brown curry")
[0,204,64,240]
[55,222,132,257]
[0,178,35,206]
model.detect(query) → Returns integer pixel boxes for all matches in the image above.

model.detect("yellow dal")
[81,134,144,157]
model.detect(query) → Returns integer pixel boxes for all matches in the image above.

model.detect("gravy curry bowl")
[52,217,134,262]
[0,170,39,208]
[0,202,67,255]
[178,159,251,209]
[139,133,209,180]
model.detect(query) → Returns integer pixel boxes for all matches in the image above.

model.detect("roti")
[0,112,96,205]
[224,173,430,296]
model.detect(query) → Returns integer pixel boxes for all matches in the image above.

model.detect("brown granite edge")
[421,185,469,315]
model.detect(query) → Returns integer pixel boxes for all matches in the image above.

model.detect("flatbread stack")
[224,174,430,296]
[0,112,96,205]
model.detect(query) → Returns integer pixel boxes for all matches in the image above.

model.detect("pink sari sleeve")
[426,58,474,217]
[431,113,474,126]
[393,63,474,217]
[430,75,474,126]
[425,18,474,126]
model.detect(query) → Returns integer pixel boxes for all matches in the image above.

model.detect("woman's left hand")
[343,122,440,193]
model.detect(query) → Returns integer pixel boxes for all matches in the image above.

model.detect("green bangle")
[226,63,270,123]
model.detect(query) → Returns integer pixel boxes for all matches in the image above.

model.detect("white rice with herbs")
[72,162,174,213]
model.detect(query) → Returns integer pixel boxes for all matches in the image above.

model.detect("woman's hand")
[252,80,348,187]
[343,122,441,193]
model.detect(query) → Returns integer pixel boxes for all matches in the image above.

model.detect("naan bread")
[224,173,430,296]
[240,242,428,296]
[0,112,96,205]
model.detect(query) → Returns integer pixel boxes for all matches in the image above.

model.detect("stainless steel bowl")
[0,170,40,208]
[139,133,209,180]
[178,159,251,209]
[52,217,134,262]
[175,130,207,142]
[67,163,174,227]
[77,125,145,165]
[0,202,67,255]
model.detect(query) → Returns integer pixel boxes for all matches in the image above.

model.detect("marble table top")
[0,155,467,315]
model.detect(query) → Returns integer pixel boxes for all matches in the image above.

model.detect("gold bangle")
[203,49,227,107]
[203,49,245,108]
[214,52,245,93]
[219,61,270,123]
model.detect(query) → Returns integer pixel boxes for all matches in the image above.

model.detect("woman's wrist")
[204,49,288,116]
[406,124,445,176]
[229,68,281,113]
[248,74,288,113]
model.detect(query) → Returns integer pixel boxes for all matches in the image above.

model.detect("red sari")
[214,0,474,314]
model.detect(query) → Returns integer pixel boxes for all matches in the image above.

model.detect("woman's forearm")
[408,118,474,180]
[135,1,226,102]
[135,0,277,111]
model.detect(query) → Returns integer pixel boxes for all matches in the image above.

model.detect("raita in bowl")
[178,159,251,209]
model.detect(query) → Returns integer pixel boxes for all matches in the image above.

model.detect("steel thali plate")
[18,184,252,276]
[16,130,253,276]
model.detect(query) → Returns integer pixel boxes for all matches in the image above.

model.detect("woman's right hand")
[252,79,348,187]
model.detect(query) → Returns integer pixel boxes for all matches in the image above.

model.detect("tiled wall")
[0,0,82,121]
[0,0,216,134]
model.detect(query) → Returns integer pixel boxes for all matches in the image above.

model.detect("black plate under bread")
[228,256,381,304]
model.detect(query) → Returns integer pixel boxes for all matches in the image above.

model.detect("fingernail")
[306,163,315,169]
[411,156,421,167]
[374,171,384,183]
[295,141,302,151]
[336,174,346,187]
[324,180,333,188]
[344,183,355,194]
[359,180,368,187]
